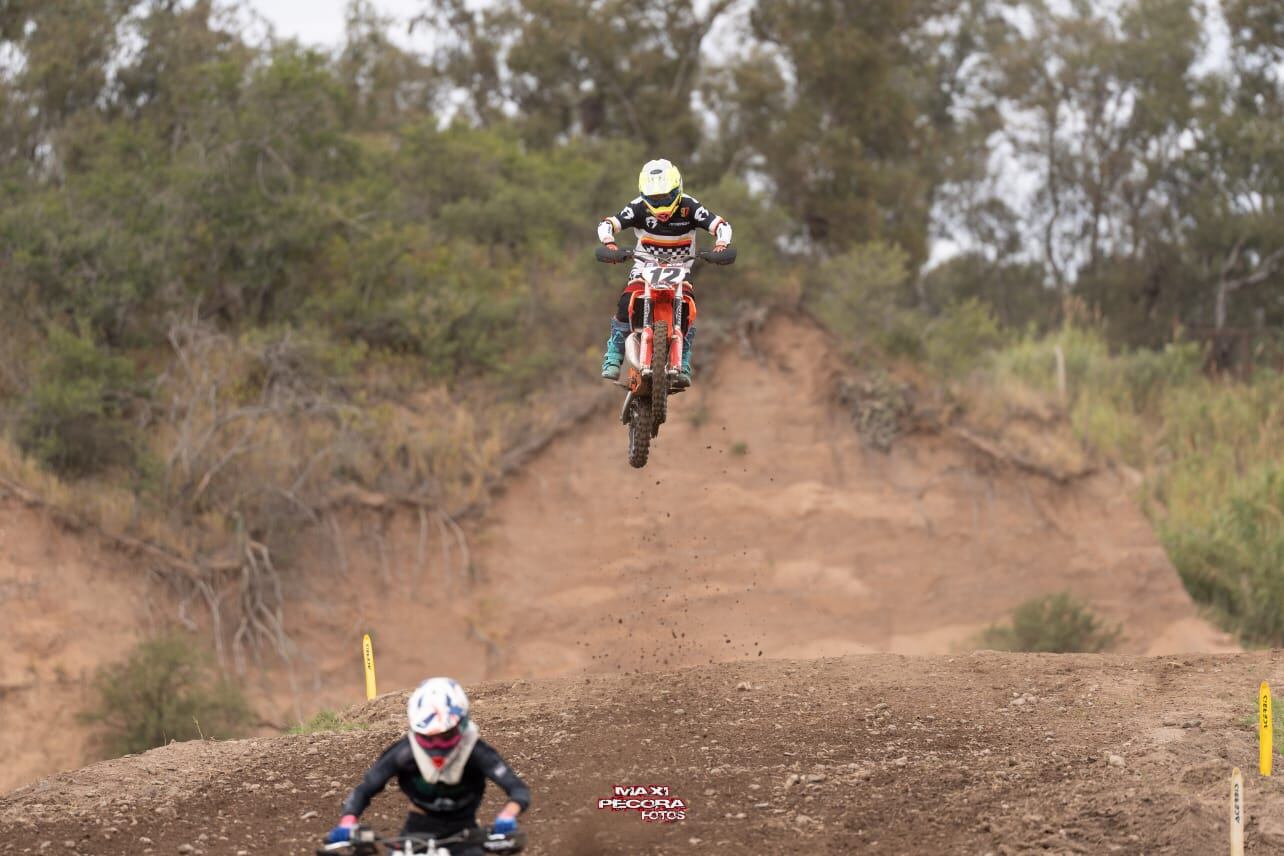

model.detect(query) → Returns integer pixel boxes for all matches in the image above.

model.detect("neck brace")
[408,720,479,785]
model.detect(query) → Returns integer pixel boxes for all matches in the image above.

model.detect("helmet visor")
[414,726,462,754]
[643,187,681,214]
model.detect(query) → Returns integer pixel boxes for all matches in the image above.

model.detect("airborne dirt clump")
[4,652,1282,854]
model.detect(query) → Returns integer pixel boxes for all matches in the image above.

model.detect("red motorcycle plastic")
[595,245,736,468]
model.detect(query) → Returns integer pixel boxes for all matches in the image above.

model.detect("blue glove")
[324,824,354,844]
[493,815,518,834]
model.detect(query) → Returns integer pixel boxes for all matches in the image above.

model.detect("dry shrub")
[2,315,583,669]
[978,592,1120,653]
[161,321,509,524]
[836,370,915,452]
[79,632,252,758]
[954,379,1090,480]
[0,434,177,549]
[147,321,515,664]
[0,321,519,673]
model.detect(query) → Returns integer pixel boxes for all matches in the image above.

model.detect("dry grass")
[0,435,183,551]
[958,325,1284,644]
[1,319,602,667]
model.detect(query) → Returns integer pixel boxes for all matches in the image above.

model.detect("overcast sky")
[252,0,425,46]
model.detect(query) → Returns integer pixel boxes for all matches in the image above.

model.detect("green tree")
[424,0,738,157]
[988,0,1201,290]
[921,253,1058,331]
[713,0,1008,261]
[17,325,142,478]
[337,1,437,129]
[1185,1,1284,332]
[0,0,133,160]
[956,0,1282,343]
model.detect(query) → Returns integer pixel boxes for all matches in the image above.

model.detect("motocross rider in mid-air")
[324,677,530,855]
[597,158,733,388]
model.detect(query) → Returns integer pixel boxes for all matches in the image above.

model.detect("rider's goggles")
[642,188,682,218]
[414,726,462,753]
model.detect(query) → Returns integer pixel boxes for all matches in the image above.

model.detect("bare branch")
[1223,246,1284,294]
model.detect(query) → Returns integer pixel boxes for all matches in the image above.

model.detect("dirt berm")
[4,651,1283,854]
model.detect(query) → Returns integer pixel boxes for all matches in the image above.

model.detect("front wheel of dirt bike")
[628,398,652,468]
[651,320,669,436]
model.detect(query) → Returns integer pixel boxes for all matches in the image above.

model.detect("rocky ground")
[5,651,1283,855]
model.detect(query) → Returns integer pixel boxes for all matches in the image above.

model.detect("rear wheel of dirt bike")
[651,320,669,435]
[628,398,652,468]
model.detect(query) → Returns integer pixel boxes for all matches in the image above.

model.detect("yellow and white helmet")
[639,159,683,221]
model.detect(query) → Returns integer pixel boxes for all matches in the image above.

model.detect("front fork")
[670,284,685,373]
[637,285,684,375]
[639,290,653,372]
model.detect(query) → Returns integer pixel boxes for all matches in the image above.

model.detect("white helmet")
[407,676,470,736]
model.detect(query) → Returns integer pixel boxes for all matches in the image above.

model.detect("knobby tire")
[628,398,652,468]
[651,320,669,436]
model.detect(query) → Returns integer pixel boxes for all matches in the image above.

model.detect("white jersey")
[597,194,733,262]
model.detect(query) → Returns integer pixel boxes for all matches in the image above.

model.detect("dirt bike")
[316,824,525,856]
[594,244,736,468]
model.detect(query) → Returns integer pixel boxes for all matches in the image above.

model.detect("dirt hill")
[4,652,1282,854]
[459,316,1233,681]
[0,313,1235,801]
[275,314,1234,723]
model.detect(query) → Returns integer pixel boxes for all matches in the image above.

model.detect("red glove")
[603,242,621,263]
[714,243,728,253]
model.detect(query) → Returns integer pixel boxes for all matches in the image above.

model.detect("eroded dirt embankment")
[4,652,1283,855]
[1,314,1234,794]
[0,502,159,795]
[263,313,1236,731]
[462,316,1233,682]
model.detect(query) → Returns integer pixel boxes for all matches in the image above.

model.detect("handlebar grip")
[699,247,737,266]
[595,246,632,264]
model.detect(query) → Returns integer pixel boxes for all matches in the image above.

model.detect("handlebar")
[317,825,525,855]
[595,246,736,266]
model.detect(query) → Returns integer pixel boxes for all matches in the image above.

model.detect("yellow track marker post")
[363,633,377,700]
[1260,681,1273,777]
[1230,767,1244,856]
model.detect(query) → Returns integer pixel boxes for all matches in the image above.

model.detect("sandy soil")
[467,315,1233,682]
[4,652,1282,855]
[0,502,162,793]
[260,314,1234,724]
[0,314,1236,798]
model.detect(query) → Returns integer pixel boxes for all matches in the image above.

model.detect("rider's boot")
[675,325,695,388]
[601,318,629,381]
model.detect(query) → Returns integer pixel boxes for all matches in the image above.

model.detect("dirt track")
[0,314,1237,795]
[5,651,1283,855]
